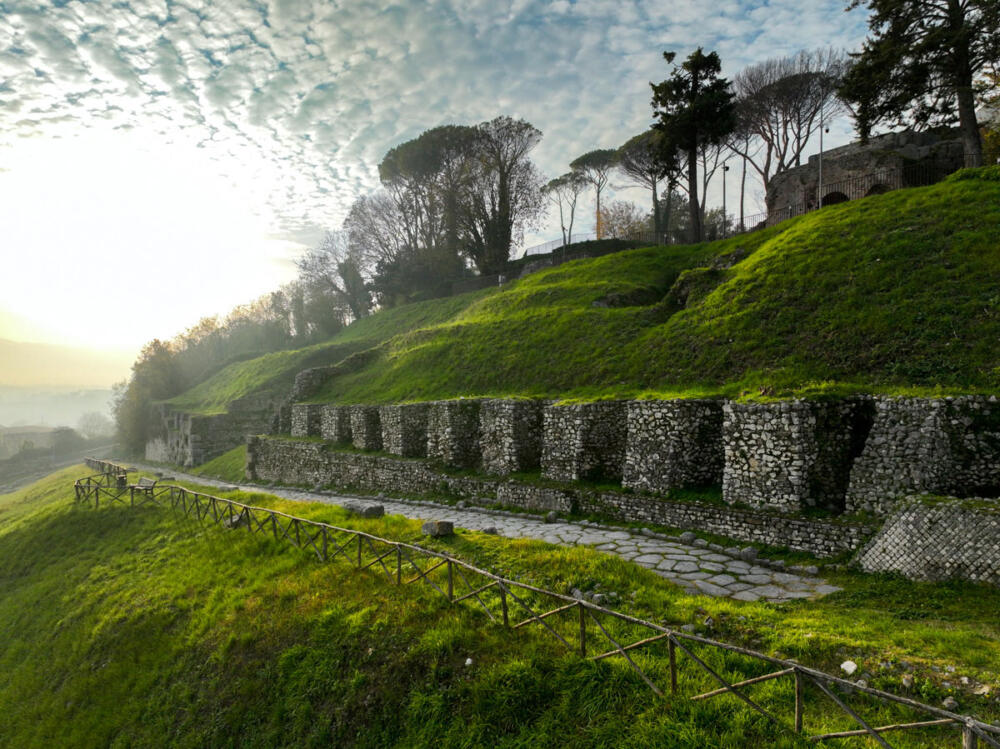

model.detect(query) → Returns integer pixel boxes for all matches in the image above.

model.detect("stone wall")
[426,400,482,468]
[623,399,723,493]
[320,405,352,444]
[722,399,871,513]
[290,403,323,437]
[855,497,1000,585]
[145,404,269,467]
[541,401,628,482]
[350,406,382,451]
[379,403,430,458]
[480,399,545,475]
[846,396,1000,515]
[246,437,873,556]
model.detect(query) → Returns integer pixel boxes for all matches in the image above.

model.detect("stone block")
[350,406,383,451]
[541,401,629,482]
[623,399,724,492]
[379,403,430,458]
[427,400,482,468]
[422,520,454,537]
[480,399,545,475]
[722,398,873,513]
[320,405,352,444]
[343,501,384,518]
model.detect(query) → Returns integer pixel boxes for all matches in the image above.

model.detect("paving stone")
[694,580,732,597]
[707,574,738,586]
[677,571,713,581]
[731,590,761,602]
[699,562,726,572]
[702,553,732,563]
[673,561,700,573]
[739,574,773,585]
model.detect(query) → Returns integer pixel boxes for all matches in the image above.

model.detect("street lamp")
[818,108,831,209]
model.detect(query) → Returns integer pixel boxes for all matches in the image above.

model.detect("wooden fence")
[73,463,1000,748]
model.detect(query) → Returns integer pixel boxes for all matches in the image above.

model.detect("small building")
[765,128,965,219]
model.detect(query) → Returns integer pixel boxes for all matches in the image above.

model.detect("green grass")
[164,170,1000,413]
[190,444,247,483]
[165,290,499,415]
[1,467,999,747]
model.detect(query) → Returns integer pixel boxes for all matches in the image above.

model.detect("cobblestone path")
[149,467,841,603]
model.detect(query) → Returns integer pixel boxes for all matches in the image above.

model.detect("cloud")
[0,0,870,343]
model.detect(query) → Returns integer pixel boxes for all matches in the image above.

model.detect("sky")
[0,0,870,363]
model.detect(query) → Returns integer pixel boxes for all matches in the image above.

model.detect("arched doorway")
[865,183,890,197]
[821,191,849,206]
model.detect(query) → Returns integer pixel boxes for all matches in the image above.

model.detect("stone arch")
[821,191,849,206]
[865,183,891,197]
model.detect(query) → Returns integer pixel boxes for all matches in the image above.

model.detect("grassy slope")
[166,291,498,415]
[316,169,1000,404]
[1,467,999,747]
[164,169,1000,413]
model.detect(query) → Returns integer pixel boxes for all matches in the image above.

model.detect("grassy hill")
[2,466,1000,747]
[165,292,496,415]
[166,167,1000,414]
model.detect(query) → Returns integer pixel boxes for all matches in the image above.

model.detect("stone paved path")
[146,466,840,603]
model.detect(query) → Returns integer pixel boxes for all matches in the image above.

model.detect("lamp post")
[722,164,730,238]
[817,108,830,209]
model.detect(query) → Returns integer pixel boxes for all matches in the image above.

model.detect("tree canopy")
[840,0,1000,165]
[651,48,736,243]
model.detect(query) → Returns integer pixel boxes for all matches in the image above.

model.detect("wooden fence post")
[499,583,509,627]
[447,560,454,601]
[579,602,587,657]
[669,637,677,695]
[963,725,978,749]
[396,546,402,584]
[357,534,363,568]
[794,669,804,733]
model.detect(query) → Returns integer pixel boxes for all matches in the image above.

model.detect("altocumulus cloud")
[0,0,868,245]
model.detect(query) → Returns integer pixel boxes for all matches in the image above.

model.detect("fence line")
[73,462,1000,748]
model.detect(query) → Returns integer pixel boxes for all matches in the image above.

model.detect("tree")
[542,172,587,246]
[461,116,546,275]
[295,231,372,323]
[651,49,736,243]
[597,200,648,239]
[731,49,849,189]
[840,0,1000,166]
[617,130,681,241]
[112,340,184,456]
[569,149,619,239]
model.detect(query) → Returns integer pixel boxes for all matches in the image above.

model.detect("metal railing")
[73,462,1000,748]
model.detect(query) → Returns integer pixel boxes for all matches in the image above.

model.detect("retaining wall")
[846,396,1000,515]
[426,400,482,468]
[480,399,545,475]
[541,401,628,482]
[320,405,352,444]
[623,399,724,493]
[246,437,871,556]
[379,403,430,458]
[350,406,382,451]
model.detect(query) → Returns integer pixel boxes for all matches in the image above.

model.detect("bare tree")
[542,172,587,246]
[598,200,648,239]
[730,48,849,189]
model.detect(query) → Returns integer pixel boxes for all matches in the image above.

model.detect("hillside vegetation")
[2,467,1000,747]
[167,168,1000,413]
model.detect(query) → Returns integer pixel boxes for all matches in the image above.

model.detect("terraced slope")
[167,167,1000,413]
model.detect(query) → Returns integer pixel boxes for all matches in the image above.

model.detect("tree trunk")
[687,146,701,243]
[664,180,674,244]
[595,186,603,239]
[739,154,747,231]
[651,180,660,241]
[956,83,983,167]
